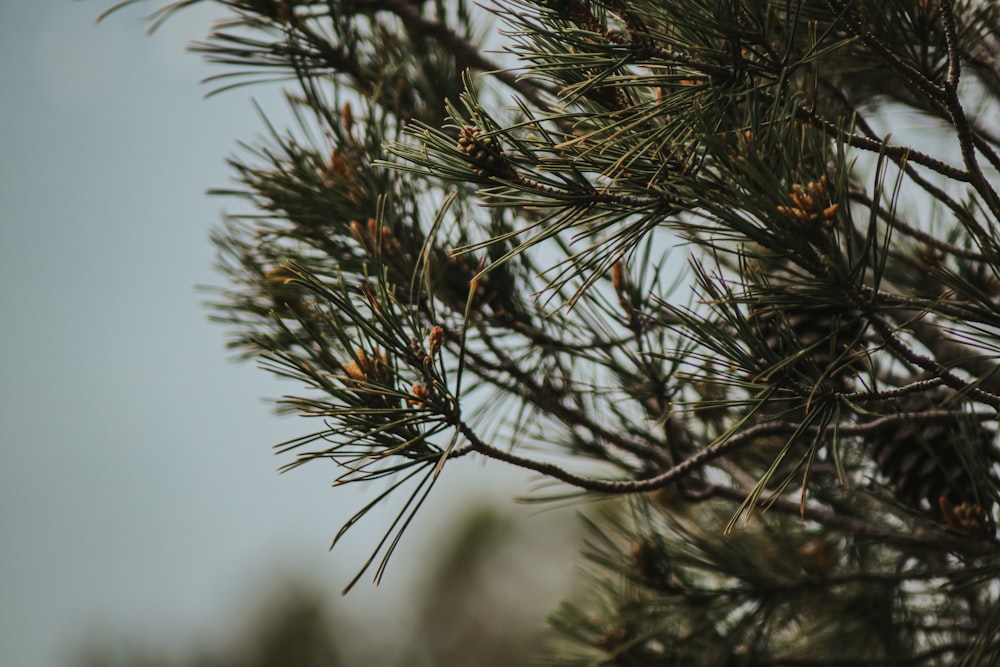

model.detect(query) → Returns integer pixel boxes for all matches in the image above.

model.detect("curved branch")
[455,418,818,494]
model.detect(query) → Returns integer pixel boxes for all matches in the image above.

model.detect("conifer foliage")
[108,0,1000,663]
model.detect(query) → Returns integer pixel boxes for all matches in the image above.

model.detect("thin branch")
[453,418,845,494]
[472,324,674,467]
[708,485,1000,557]
[353,0,552,109]
[850,288,1000,409]
[826,0,945,104]
[846,191,986,262]
[937,0,1000,220]
[790,103,972,183]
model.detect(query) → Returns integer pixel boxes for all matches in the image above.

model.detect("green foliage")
[106,0,1000,663]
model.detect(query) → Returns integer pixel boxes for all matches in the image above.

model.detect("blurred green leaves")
[75,503,578,667]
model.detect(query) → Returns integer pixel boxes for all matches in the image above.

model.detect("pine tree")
[106,0,1000,663]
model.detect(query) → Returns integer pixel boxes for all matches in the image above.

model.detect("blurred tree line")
[76,505,577,667]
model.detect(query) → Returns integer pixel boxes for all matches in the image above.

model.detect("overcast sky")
[0,3,573,666]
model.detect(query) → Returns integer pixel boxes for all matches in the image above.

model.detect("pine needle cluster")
[106,0,1000,663]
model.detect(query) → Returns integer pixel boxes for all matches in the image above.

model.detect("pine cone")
[456,125,510,177]
[750,304,865,381]
[865,391,996,534]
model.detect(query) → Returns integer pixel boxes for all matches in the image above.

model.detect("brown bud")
[456,125,507,176]
[939,496,992,536]
[320,149,351,188]
[777,176,838,227]
[408,381,430,408]
[428,325,445,358]
[342,360,366,382]
[341,101,353,133]
[342,348,389,385]
[611,259,628,310]
[797,537,836,576]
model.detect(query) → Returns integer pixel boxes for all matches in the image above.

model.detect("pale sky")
[0,3,564,666]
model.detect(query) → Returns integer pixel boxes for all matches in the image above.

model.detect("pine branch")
[112,0,1000,661]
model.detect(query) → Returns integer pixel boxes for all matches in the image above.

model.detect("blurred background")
[0,2,578,665]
